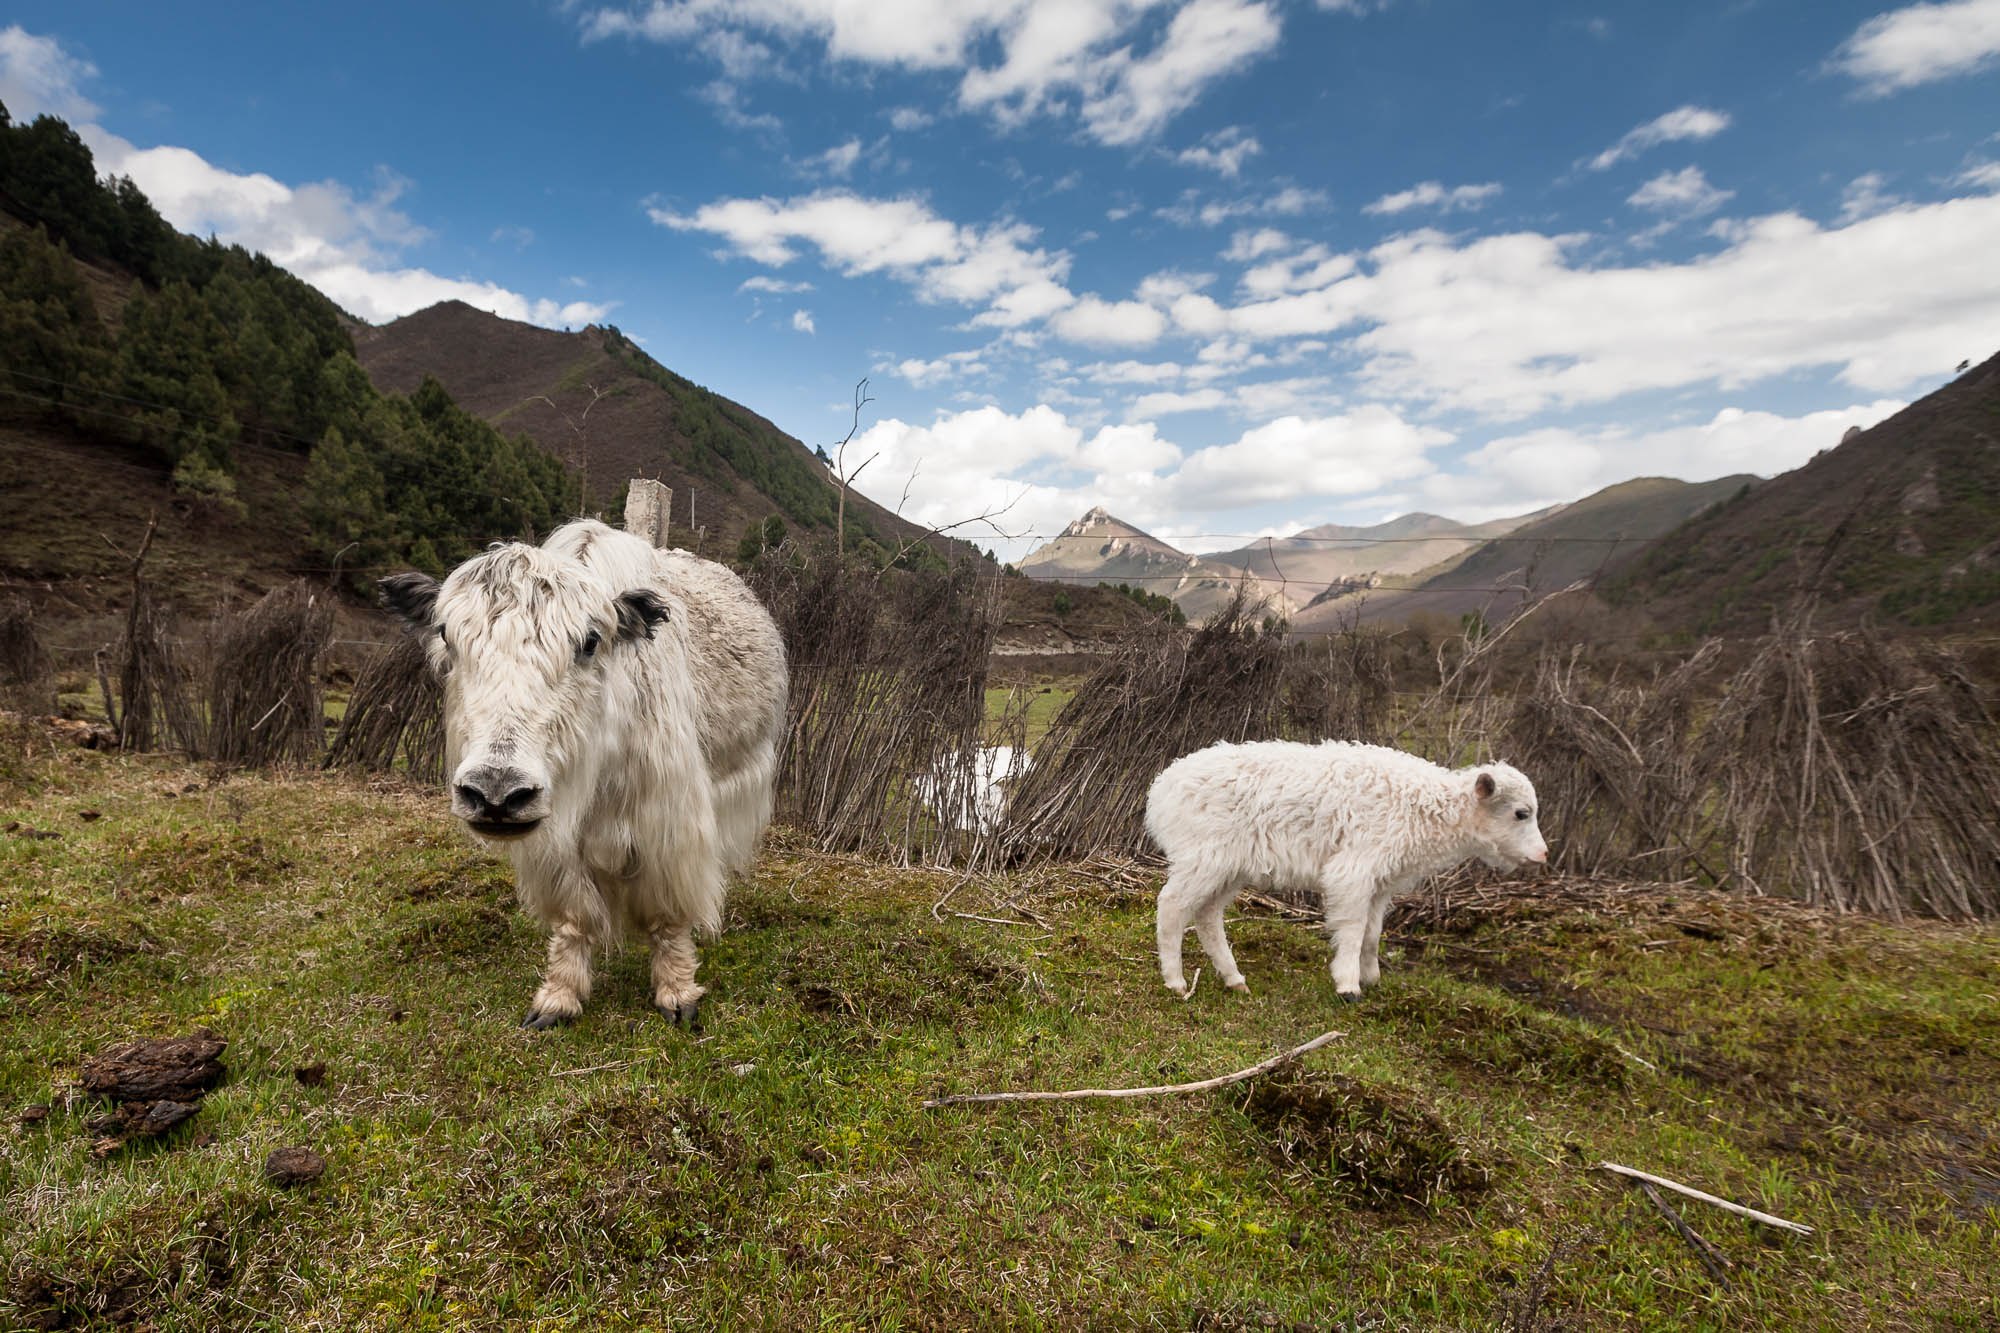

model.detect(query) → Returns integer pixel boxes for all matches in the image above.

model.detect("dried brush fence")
[0,597,54,716]
[113,575,202,755]
[1690,626,2000,919]
[202,582,334,766]
[749,547,1002,863]
[999,594,1400,865]
[324,632,444,782]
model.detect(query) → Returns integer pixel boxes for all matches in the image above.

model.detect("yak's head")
[1463,762,1549,871]
[381,545,668,841]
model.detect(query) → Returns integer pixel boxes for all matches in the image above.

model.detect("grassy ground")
[2,733,1997,1330]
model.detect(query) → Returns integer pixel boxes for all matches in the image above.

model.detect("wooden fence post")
[625,478,673,549]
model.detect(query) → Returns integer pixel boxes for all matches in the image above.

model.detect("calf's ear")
[1474,771,1496,800]
[379,572,440,631]
[615,589,671,641]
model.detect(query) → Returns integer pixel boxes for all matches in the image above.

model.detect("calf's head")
[381,545,668,841]
[1463,762,1549,870]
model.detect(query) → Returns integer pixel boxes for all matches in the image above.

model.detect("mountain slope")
[1199,507,1554,604]
[1294,475,1757,632]
[352,302,932,560]
[1016,507,1274,623]
[1606,351,2000,630]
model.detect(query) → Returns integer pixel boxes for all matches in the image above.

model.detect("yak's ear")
[379,572,440,631]
[1474,770,1496,800]
[615,589,671,641]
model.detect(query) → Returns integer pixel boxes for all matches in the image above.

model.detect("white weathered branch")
[1594,1161,1814,1235]
[923,1029,1343,1109]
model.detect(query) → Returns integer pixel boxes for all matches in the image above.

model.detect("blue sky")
[4,2,1998,558]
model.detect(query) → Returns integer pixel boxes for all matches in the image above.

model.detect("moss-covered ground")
[2,732,1996,1329]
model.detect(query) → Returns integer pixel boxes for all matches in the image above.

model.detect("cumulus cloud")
[738,274,815,294]
[1830,0,2000,94]
[583,0,1283,146]
[1050,295,1170,345]
[1627,165,1733,215]
[1163,193,2000,416]
[1837,171,1901,222]
[791,308,816,333]
[0,24,99,120]
[85,130,612,327]
[1174,125,1262,177]
[1363,180,1501,215]
[1411,400,1908,520]
[1587,105,1731,171]
[1159,185,1331,227]
[1169,408,1449,508]
[652,188,1079,329]
[887,105,934,131]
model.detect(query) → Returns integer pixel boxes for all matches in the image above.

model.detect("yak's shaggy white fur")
[382,519,787,1029]
[1145,740,1548,1000]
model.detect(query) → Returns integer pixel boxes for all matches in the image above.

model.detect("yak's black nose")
[454,766,544,822]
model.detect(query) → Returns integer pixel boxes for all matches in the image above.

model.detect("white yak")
[382,519,787,1029]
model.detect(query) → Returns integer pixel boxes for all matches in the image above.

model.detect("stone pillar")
[625,478,672,549]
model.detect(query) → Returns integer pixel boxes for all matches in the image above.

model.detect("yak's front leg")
[648,923,706,1028]
[523,921,595,1029]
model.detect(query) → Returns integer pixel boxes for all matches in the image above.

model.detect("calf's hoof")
[1335,990,1362,1005]
[521,1008,573,1031]
[654,998,702,1029]
[1225,978,1251,995]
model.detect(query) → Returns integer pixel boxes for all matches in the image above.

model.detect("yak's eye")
[580,629,602,659]
[1514,808,1531,821]
[437,627,448,649]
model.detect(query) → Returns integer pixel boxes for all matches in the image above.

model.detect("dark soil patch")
[391,902,514,960]
[781,922,1027,1026]
[116,827,289,896]
[0,924,146,993]
[1241,1069,1495,1209]
[1388,980,1629,1087]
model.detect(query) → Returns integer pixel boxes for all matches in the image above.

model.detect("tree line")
[0,102,577,585]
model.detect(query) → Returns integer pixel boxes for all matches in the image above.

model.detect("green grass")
[3,739,1997,1329]
[984,684,1075,748]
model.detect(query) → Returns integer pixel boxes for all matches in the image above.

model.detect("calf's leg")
[1360,888,1394,988]
[1193,890,1249,993]
[1321,865,1371,1001]
[1156,867,1220,995]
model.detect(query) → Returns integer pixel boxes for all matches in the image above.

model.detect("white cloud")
[882,350,989,387]
[1049,295,1170,345]
[653,188,1079,329]
[1627,165,1733,215]
[584,1,1283,146]
[1414,400,1908,520]
[1178,193,2000,416]
[738,274,816,294]
[1956,160,2000,190]
[1160,185,1331,226]
[791,308,816,333]
[1131,387,1230,417]
[887,105,934,131]
[1363,180,1502,215]
[51,114,612,328]
[1169,408,1449,508]
[1830,0,2000,94]
[802,137,865,178]
[1587,105,1731,171]
[1174,125,1262,177]
[0,24,99,121]
[1223,227,1294,262]
[1837,171,1901,222]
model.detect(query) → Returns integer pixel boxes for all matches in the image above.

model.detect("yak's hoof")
[1335,990,1362,1004]
[521,1009,572,1031]
[1225,978,1251,995]
[655,998,702,1029]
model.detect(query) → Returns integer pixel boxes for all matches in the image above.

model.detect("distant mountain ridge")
[354,301,939,561]
[1016,505,1262,624]
[1293,474,1758,632]
[1607,350,2000,629]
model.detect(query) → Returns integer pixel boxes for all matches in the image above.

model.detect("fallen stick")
[923,1030,1343,1109]
[1637,1180,1733,1289]
[1594,1161,1813,1235]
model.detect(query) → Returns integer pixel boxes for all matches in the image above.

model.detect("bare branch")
[923,1030,1344,1109]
